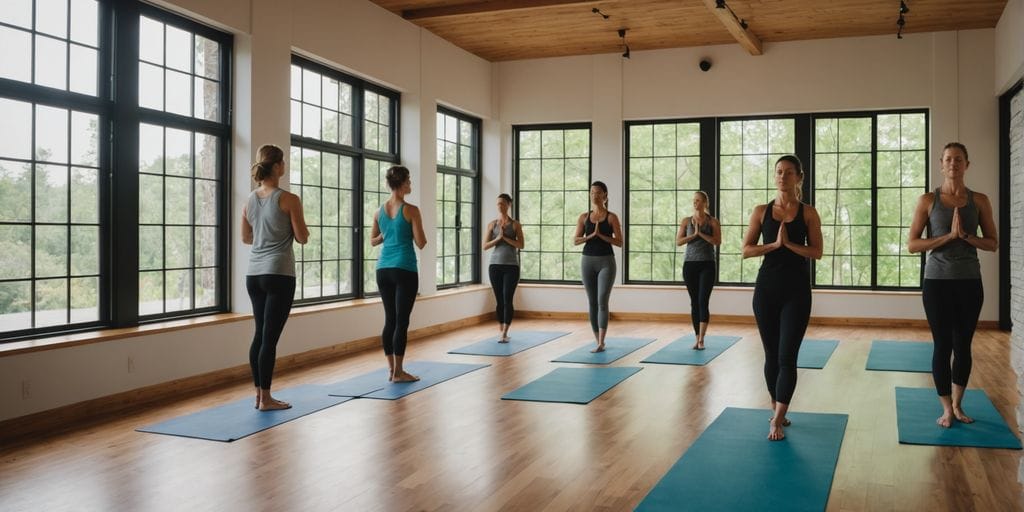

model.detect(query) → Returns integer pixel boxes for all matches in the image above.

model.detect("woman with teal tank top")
[908,142,998,428]
[370,166,427,383]
[483,193,525,342]
[241,144,309,411]
[572,181,623,353]
[676,190,721,350]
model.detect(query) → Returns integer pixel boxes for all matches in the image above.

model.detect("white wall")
[995,0,1024,94]
[497,30,1001,322]
[0,0,496,423]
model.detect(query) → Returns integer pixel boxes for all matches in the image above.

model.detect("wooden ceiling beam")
[700,0,762,55]
[402,0,599,20]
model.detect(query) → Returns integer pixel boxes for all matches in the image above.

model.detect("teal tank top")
[376,203,418,272]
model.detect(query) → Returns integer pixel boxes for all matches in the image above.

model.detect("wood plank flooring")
[1,320,1020,511]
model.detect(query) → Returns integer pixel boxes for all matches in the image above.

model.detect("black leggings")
[922,279,984,396]
[376,268,419,356]
[246,274,296,389]
[489,264,520,324]
[752,270,811,404]
[682,261,715,336]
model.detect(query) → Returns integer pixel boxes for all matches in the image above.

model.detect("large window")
[515,124,590,282]
[290,56,399,301]
[435,108,479,288]
[625,121,702,282]
[718,118,796,284]
[874,112,927,287]
[1,1,231,340]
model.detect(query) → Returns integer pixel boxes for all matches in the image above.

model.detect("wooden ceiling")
[368,0,1008,61]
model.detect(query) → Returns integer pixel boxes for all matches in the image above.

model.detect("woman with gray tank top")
[241,144,309,411]
[573,181,623,353]
[483,193,525,342]
[908,142,997,428]
[676,191,721,350]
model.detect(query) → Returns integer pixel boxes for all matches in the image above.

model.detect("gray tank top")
[924,187,981,279]
[684,217,716,262]
[246,188,296,276]
[489,220,519,266]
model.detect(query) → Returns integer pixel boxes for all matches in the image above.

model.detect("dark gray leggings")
[246,275,296,390]
[581,255,616,332]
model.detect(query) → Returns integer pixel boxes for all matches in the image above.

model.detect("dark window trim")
[289,54,401,303]
[513,122,592,285]
[435,105,481,289]
[999,79,1023,330]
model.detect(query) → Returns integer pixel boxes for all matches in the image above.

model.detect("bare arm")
[505,221,526,250]
[676,217,697,246]
[594,213,624,247]
[407,204,428,250]
[966,192,998,252]
[742,205,780,258]
[784,205,823,260]
[241,206,253,245]
[573,213,592,246]
[370,210,383,247]
[907,193,953,254]
[696,217,722,246]
[482,220,499,250]
[281,192,309,244]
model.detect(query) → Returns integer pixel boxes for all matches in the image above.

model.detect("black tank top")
[583,211,614,256]
[760,200,809,273]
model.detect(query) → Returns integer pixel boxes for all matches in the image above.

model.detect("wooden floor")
[1,320,1021,511]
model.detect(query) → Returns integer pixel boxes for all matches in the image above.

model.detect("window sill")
[520,282,922,296]
[0,284,492,358]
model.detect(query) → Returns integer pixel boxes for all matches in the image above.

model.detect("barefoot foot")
[768,420,786,441]
[590,343,605,353]
[258,397,291,411]
[392,371,420,383]
[936,412,954,428]
[770,416,792,427]
[498,336,509,343]
[953,408,974,424]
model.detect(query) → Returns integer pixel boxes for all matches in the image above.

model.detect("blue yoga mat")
[501,366,642,404]
[636,407,848,511]
[866,340,932,372]
[550,337,656,365]
[895,387,1022,449]
[798,339,839,369]
[640,334,742,366]
[137,384,353,442]
[447,330,570,356]
[325,361,489,400]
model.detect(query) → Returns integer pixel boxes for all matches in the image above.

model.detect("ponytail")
[251,144,284,183]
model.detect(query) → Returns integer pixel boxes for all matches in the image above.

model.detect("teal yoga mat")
[550,337,656,365]
[866,340,932,372]
[501,366,642,404]
[447,330,570,356]
[895,387,1022,449]
[640,334,742,366]
[636,407,848,511]
[798,339,840,369]
[325,361,489,400]
[136,384,353,442]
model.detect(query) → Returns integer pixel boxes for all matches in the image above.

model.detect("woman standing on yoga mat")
[371,165,427,383]
[677,190,721,350]
[908,142,997,428]
[242,144,309,411]
[742,155,822,440]
[483,193,525,343]
[573,181,623,353]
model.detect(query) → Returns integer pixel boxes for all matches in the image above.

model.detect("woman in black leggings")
[483,193,524,342]
[677,191,721,350]
[908,142,997,428]
[742,155,822,440]
[241,144,309,411]
[371,166,428,382]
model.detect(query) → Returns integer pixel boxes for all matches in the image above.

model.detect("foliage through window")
[435,108,479,288]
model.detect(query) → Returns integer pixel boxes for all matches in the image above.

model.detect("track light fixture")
[715,1,749,32]
[896,0,909,39]
[619,28,630,59]
[592,7,610,19]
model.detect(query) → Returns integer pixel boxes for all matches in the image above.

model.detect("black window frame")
[513,122,592,285]
[435,105,480,290]
[289,54,401,303]
[0,0,233,342]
